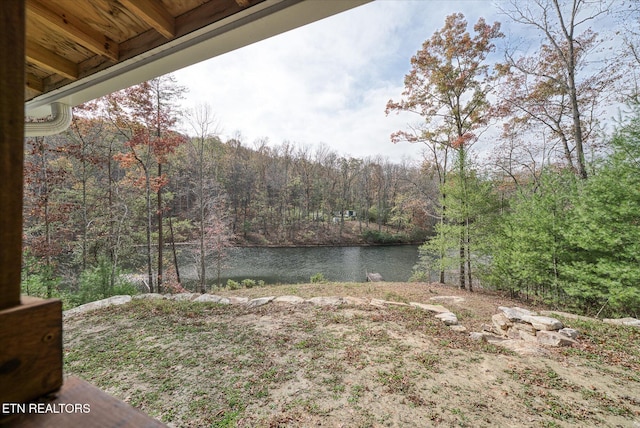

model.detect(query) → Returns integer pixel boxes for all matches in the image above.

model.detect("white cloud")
[172,1,523,163]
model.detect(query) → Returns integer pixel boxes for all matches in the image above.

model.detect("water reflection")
[179,245,419,285]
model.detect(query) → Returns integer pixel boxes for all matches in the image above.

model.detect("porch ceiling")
[25,0,370,117]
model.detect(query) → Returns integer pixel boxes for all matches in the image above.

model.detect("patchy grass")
[63,282,640,427]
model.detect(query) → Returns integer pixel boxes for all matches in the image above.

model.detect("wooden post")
[0,0,24,311]
[0,0,63,405]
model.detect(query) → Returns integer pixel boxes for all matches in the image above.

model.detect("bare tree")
[185,104,222,293]
[498,0,619,179]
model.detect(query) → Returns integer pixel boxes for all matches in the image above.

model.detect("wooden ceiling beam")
[235,0,251,6]
[119,0,175,39]
[26,73,44,93]
[26,0,118,62]
[26,43,78,80]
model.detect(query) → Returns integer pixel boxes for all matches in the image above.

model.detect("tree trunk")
[145,170,153,293]
[168,214,180,284]
[459,227,465,290]
[157,163,163,293]
[466,220,472,292]
[199,153,206,293]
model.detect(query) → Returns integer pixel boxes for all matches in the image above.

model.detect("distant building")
[332,210,357,223]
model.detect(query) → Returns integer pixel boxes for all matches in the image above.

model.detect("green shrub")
[241,279,256,288]
[409,270,430,283]
[21,252,60,299]
[310,272,326,283]
[61,259,138,308]
[226,279,240,290]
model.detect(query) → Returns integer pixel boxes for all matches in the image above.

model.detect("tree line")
[22,80,436,305]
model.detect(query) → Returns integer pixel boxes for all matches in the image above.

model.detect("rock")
[409,302,451,314]
[603,317,640,327]
[384,300,409,307]
[169,293,199,301]
[343,296,369,305]
[623,319,640,327]
[435,311,459,326]
[492,313,512,333]
[193,294,223,303]
[366,272,383,282]
[218,297,231,305]
[558,328,579,339]
[64,295,132,317]
[274,295,306,304]
[226,296,248,305]
[521,315,563,331]
[469,332,486,342]
[506,328,521,340]
[517,330,538,343]
[511,322,538,335]
[247,296,275,308]
[498,306,536,322]
[449,325,467,332]
[132,293,165,300]
[307,296,343,306]
[536,330,577,347]
[370,298,387,307]
[480,323,495,333]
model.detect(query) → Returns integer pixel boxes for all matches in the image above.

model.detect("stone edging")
[62,293,466,331]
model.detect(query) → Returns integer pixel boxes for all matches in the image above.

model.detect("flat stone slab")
[499,306,537,322]
[370,298,387,307]
[435,311,459,326]
[169,293,199,301]
[537,330,577,347]
[247,296,275,308]
[193,294,223,303]
[132,293,165,300]
[226,296,248,305]
[384,300,409,307]
[409,302,451,314]
[603,317,640,327]
[274,295,306,304]
[342,296,369,305]
[521,315,563,331]
[307,296,344,306]
[558,328,579,339]
[64,295,132,317]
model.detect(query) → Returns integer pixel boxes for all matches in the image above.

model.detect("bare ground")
[63,282,640,427]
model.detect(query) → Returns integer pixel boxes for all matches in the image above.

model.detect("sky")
[171,0,617,164]
[172,0,511,163]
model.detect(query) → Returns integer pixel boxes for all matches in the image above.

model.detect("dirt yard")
[63,282,640,427]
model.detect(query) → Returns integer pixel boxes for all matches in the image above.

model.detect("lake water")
[179,245,420,286]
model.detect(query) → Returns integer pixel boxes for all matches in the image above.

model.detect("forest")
[22,0,640,317]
